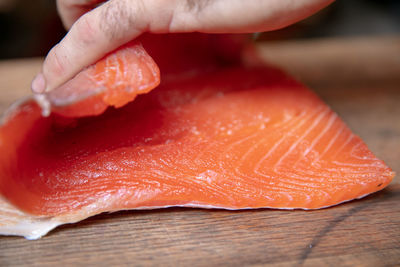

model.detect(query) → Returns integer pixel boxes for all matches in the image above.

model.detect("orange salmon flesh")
[0,35,394,239]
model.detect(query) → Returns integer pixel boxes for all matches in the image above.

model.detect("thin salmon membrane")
[0,35,394,239]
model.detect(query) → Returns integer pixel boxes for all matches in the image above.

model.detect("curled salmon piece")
[44,41,160,117]
[0,37,394,239]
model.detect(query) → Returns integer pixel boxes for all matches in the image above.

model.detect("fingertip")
[31,73,47,94]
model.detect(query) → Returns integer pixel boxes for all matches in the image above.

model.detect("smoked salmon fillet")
[0,37,394,239]
[46,41,160,117]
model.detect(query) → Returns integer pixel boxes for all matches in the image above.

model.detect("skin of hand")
[31,0,335,93]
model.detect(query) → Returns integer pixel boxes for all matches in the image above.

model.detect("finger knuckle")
[100,0,146,41]
[185,0,212,13]
[168,0,213,32]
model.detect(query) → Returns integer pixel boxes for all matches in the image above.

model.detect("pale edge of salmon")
[0,179,388,240]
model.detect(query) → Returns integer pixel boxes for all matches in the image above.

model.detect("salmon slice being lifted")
[0,35,394,239]
[46,41,160,117]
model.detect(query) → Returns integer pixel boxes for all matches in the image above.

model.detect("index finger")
[33,0,334,94]
[35,0,160,93]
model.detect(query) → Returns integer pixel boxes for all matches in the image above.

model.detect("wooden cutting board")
[0,36,399,266]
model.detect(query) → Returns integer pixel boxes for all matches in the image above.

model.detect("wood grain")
[0,36,399,266]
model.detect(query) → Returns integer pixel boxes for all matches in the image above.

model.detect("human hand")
[31,0,334,93]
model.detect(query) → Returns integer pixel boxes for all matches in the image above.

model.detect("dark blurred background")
[0,0,399,59]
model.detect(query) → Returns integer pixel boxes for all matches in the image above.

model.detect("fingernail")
[31,73,46,93]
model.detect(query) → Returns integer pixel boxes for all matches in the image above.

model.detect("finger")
[33,0,334,93]
[57,0,104,29]
[36,0,159,93]
[170,0,335,33]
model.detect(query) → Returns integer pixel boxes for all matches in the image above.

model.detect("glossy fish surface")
[0,38,394,239]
